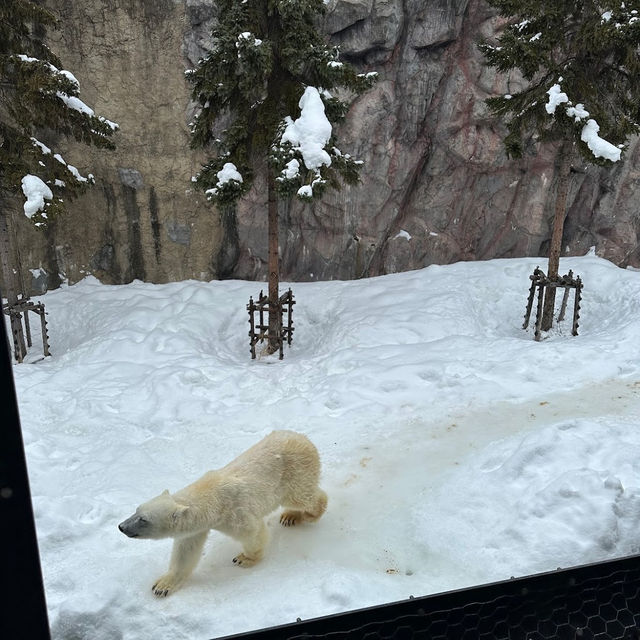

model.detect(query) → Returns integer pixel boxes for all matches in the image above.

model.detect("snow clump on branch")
[545,79,621,162]
[277,86,334,199]
[205,162,243,198]
[21,175,53,219]
[281,87,332,171]
[580,120,622,162]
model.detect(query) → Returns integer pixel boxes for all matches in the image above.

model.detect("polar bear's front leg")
[232,519,268,567]
[152,531,209,597]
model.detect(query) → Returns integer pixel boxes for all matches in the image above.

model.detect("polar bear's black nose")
[118,523,124,533]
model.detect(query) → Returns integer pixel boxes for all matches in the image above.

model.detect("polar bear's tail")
[304,489,328,522]
[280,488,327,527]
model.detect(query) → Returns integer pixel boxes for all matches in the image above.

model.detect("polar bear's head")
[118,490,189,539]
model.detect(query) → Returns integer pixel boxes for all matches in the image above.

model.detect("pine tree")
[1,0,117,359]
[188,0,376,355]
[480,0,640,331]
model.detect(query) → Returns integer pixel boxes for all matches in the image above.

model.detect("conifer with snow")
[0,0,117,359]
[1,0,117,226]
[480,0,640,331]
[188,0,376,354]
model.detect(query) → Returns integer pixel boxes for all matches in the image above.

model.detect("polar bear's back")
[223,430,319,480]
[270,430,322,496]
[220,430,321,508]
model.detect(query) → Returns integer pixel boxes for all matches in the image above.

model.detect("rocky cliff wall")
[11,0,217,294]
[9,0,640,295]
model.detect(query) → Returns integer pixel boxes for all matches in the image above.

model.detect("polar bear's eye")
[138,516,149,524]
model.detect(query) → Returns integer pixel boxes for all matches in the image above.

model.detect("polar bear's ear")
[172,504,189,522]
[162,489,170,496]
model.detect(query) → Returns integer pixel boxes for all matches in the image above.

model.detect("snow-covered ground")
[10,253,640,640]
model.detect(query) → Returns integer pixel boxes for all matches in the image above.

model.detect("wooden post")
[248,296,256,359]
[557,270,573,323]
[542,144,572,331]
[24,307,33,348]
[267,171,281,354]
[534,284,545,342]
[558,287,570,323]
[523,268,541,330]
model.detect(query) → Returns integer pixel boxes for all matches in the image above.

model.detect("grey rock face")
[208,0,640,282]
[29,268,49,295]
[90,243,115,273]
[118,168,144,191]
[166,221,192,246]
[7,0,639,296]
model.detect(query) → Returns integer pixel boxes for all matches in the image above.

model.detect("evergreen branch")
[0,0,117,222]
[190,0,377,205]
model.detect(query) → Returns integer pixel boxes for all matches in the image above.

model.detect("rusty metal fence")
[523,267,583,341]
[247,288,295,359]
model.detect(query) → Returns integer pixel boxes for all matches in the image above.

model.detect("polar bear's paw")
[152,573,182,597]
[232,552,260,567]
[280,510,302,526]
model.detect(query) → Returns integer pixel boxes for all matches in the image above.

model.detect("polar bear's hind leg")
[280,488,327,527]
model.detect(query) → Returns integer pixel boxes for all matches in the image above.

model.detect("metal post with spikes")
[572,276,583,336]
[523,267,543,330]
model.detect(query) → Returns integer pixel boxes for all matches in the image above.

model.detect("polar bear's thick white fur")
[118,430,327,597]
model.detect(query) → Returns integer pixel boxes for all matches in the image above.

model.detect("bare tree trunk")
[541,143,572,331]
[216,203,240,279]
[0,207,26,360]
[267,170,280,354]
[0,210,18,305]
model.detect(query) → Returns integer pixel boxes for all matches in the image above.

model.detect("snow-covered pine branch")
[480,0,640,333]
[187,0,377,349]
[272,87,363,201]
[480,0,640,164]
[1,3,118,225]
[544,79,622,162]
[188,0,377,206]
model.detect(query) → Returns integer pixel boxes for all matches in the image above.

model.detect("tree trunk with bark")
[267,170,280,354]
[216,204,240,279]
[0,210,18,304]
[0,207,26,360]
[541,143,572,331]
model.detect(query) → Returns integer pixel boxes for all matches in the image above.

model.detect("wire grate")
[215,556,640,640]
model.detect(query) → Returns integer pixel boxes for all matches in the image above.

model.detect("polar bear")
[118,430,327,597]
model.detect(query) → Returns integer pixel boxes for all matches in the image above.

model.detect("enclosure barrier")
[523,267,583,341]
[1,291,51,640]
[247,288,295,359]
[2,295,50,363]
[3,283,640,640]
[215,554,640,640]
